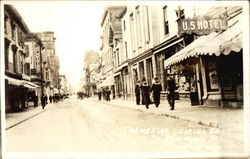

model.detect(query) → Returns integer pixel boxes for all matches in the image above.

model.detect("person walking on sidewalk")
[167,76,177,110]
[41,95,46,109]
[141,77,151,109]
[106,87,111,102]
[151,76,162,108]
[135,80,141,105]
[97,89,102,101]
[34,95,38,107]
[49,95,53,103]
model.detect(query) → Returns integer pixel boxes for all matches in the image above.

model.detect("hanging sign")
[178,16,228,35]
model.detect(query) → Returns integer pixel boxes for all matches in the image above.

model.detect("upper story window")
[25,45,29,56]
[136,6,142,47]
[123,20,126,31]
[11,22,16,40]
[176,8,185,20]
[125,41,128,59]
[163,6,169,35]
[4,16,7,33]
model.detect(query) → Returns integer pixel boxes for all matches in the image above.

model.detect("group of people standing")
[40,94,62,109]
[97,87,111,102]
[135,76,177,110]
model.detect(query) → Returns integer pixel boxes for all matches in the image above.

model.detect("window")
[163,6,169,35]
[25,45,29,56]
[11,22,15,40]
[123,20,126,31]
[125,41,128,59]
[143,6,150,44]
[176,7,185,19]
[130,13,136,52]
[136,6,142,48]
[4,16,7,33]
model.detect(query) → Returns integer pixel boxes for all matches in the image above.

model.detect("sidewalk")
[96,97,244,133]
[5,105,48,130]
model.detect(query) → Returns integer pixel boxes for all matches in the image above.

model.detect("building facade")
[4,5,32,112]
[24,33,44,105]
[100,5,243,108]
[83,50,100,96]
[100,6,126,99]
[36,32,60,97]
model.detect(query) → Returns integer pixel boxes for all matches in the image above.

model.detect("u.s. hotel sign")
[178,16,228,35]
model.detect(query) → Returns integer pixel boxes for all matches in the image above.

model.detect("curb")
[100,100,220,129]
[6,108,47,130]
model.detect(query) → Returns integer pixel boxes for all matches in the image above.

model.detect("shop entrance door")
[190,64,201,106]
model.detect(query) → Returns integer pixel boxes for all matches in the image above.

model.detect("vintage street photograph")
[1,1,249,159]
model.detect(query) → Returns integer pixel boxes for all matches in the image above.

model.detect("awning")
[23,81,40,88]
[5,75,24,86]
[154,38,184,54]
[114,72,121,77]
[23,84,37,89]
[99,75,114,87]
[164,18,242,68]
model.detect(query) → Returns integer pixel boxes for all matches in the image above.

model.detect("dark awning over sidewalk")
[164,17,242,68]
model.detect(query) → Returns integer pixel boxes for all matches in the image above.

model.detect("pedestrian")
[49,95,52,103]
[141,77,151,109]
[135,79,141,105]
[151,76,162,108]
[97,89,102,101]
[102,89,106,100]
[34,95,38,107]
[45,95,48,104]
[167,76,177,110]
[106,87,111,102]
[41,95,46,109]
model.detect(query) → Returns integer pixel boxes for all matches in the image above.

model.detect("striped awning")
[99,75,114,87]
[164,17,242,68]
[5,75,24,86]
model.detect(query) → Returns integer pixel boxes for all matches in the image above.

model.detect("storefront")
[99,75,115,99]
[164,13,243,108]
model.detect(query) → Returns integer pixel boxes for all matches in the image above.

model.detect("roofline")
[4,5,30,34]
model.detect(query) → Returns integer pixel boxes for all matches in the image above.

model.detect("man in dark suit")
[167,76,177,110]
[135,80,141,105]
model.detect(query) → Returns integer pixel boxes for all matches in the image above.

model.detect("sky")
[11,1,103,91]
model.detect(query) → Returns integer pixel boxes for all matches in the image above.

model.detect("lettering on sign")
[178,16,228,35]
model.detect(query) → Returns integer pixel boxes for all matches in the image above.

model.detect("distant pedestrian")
[135,80,141,105]
[151,76,162,108]
[106,87,111,102]
[167,76,177,110]
[34,95,38,107]
[141,77,151,109]
[41,95,46,109]
[49,95,52,103]
[45,95,48,104]
[97,89,102,101]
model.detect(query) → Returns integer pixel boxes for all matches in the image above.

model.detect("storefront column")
[160,53,166,90]
[195,62,202,104]
[200,57,208,100]
[143,59,147,81]
[152,54,157,77]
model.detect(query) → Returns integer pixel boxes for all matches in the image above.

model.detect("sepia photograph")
[0,1,249,159]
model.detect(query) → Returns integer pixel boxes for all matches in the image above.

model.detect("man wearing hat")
[151,76,162,108]
[141,77,151,109]
[135,79,141,105]
[167,76,177,110]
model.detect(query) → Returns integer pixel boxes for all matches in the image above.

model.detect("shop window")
[219,53,243,92]
[205,57,219,92]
